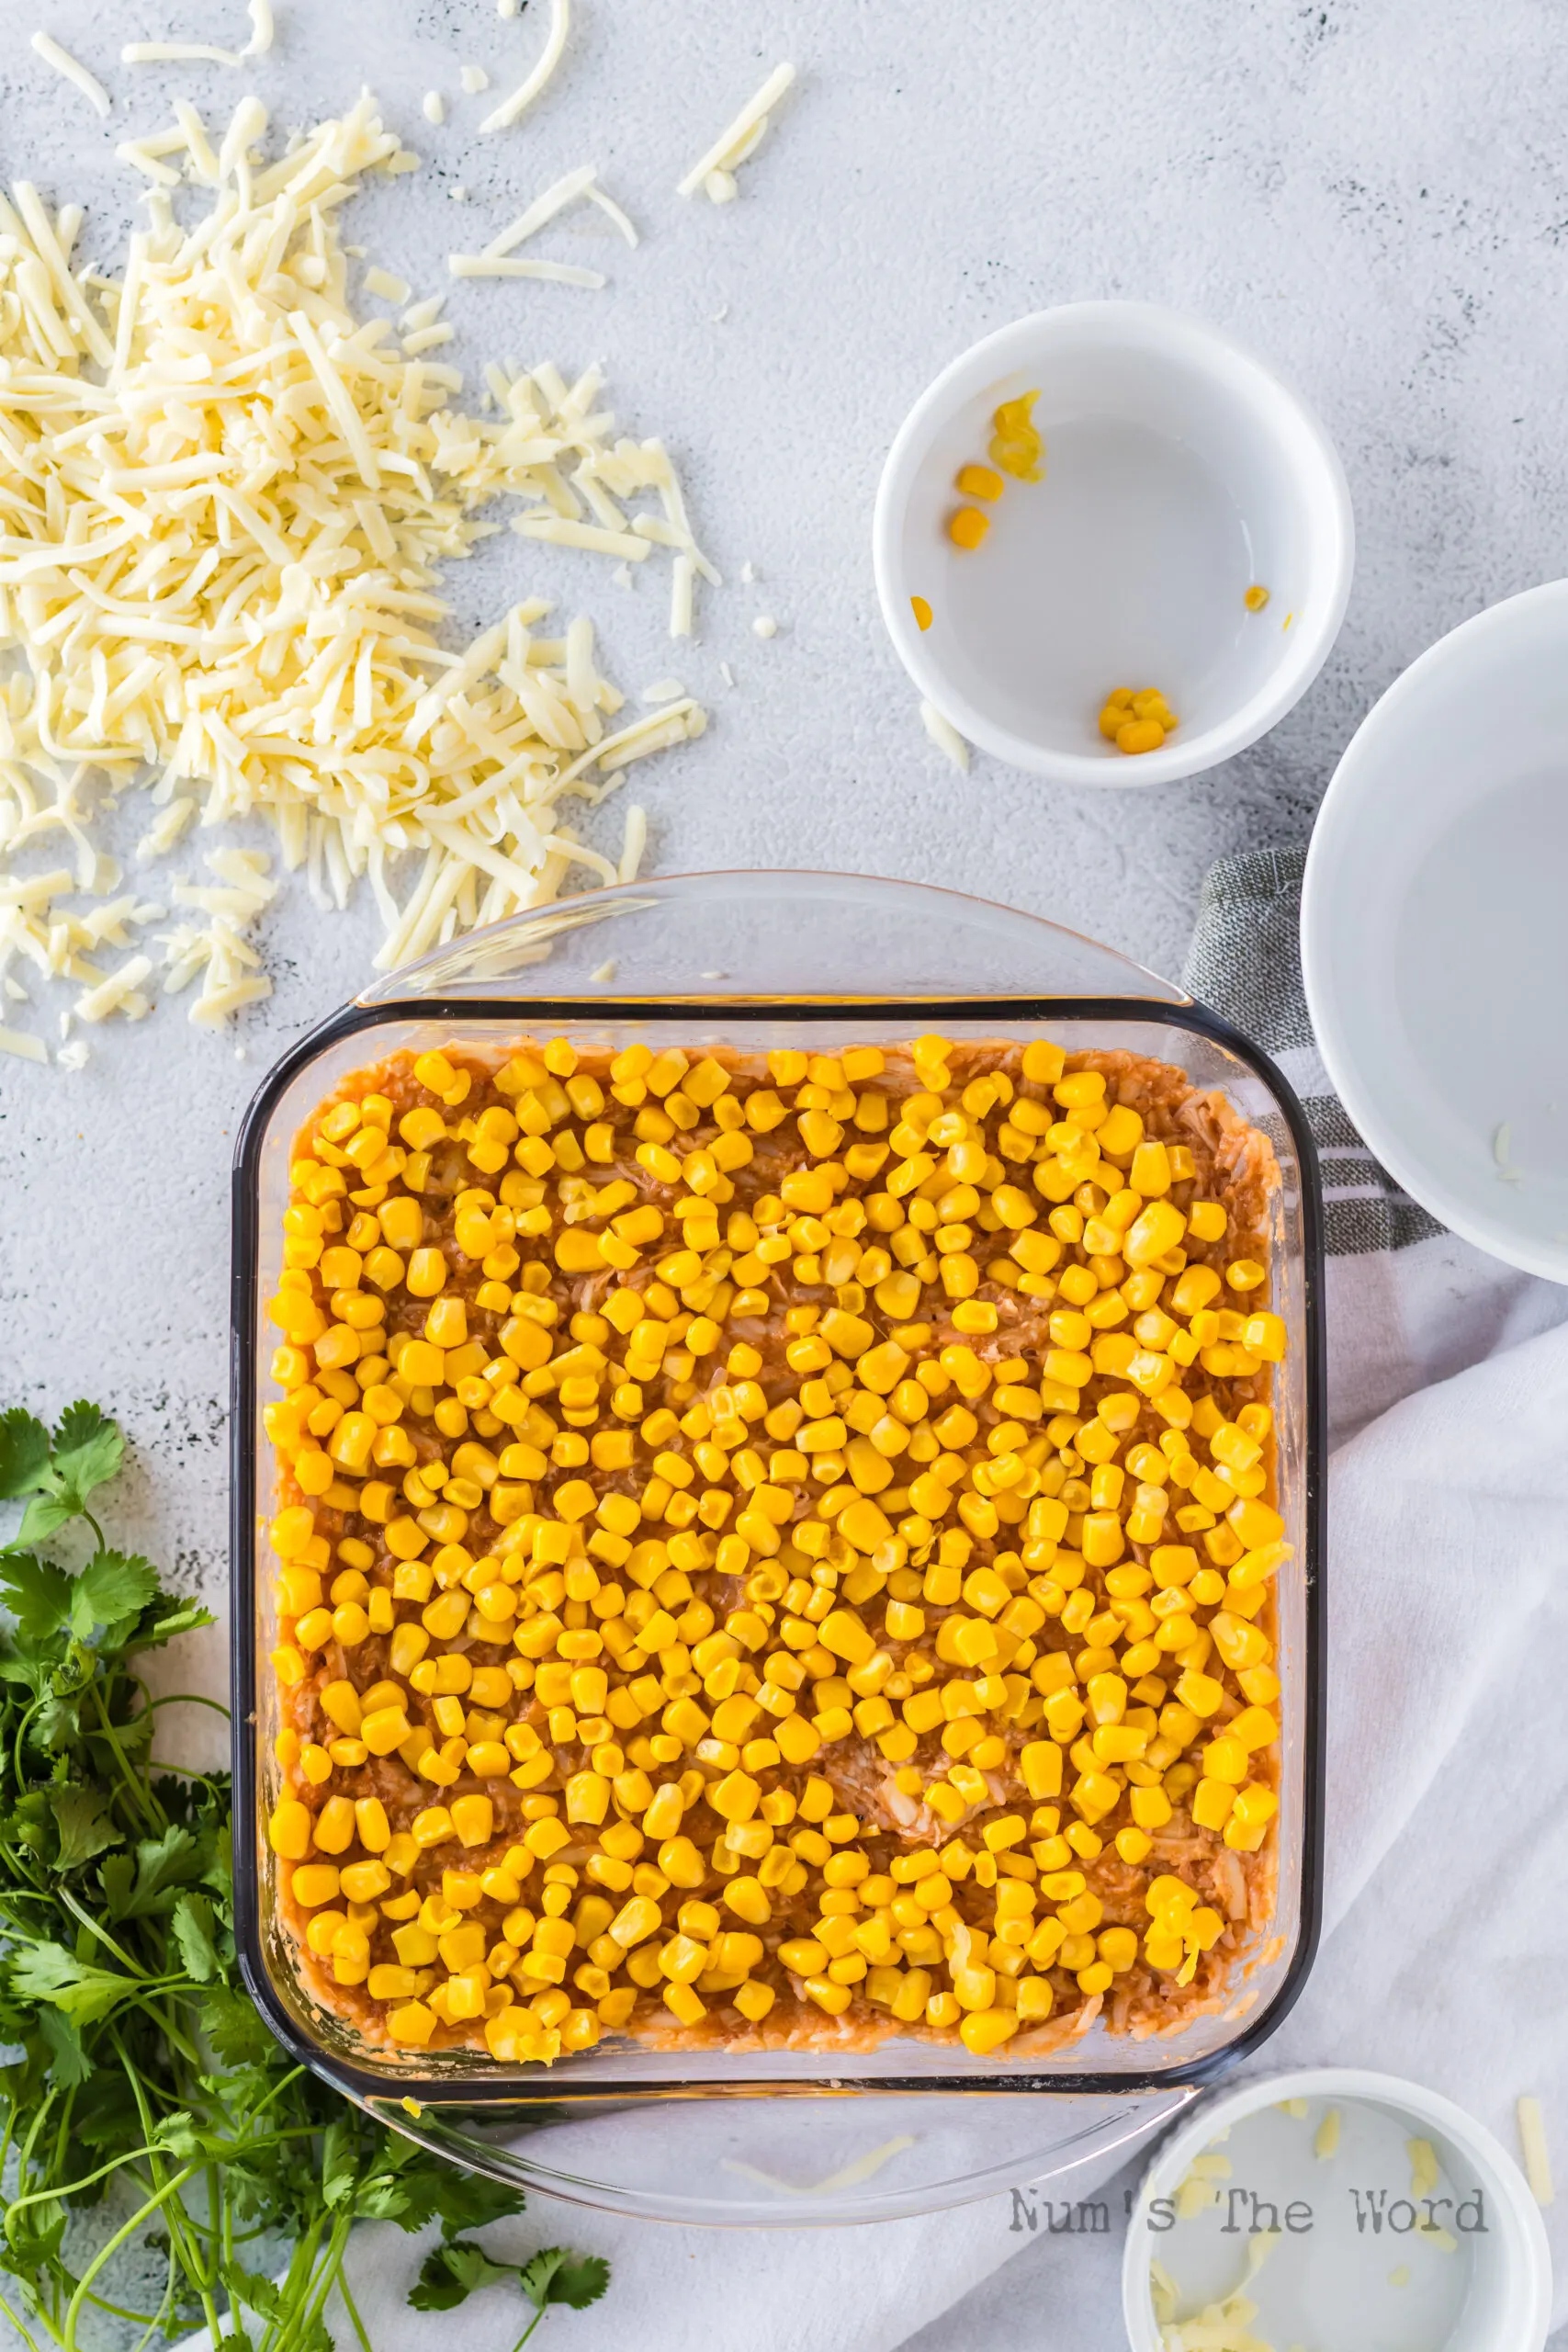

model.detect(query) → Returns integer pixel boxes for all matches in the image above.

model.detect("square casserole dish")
[231,871,1325,2224]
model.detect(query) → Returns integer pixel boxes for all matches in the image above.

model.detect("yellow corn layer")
[265,1033,1287,2065]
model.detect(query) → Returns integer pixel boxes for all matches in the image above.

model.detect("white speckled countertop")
[2,3,1564,2340]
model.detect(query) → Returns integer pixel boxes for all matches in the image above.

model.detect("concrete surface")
[2,1,1564,2344]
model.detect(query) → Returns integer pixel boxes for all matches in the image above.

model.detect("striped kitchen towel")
[1181,846,1564,1442]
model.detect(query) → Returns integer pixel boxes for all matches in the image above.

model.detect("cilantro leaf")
[221,2264,282,2323]
[389,2156,527,2239]
[0,1553,70,1638]
[0,1408,52,1499]
[155,2111,228,2164]
[99,1825,200,1919]
[321,2113,359,2209]
[50,1402,123,1510]
[70,2070,144,2151]
[198,1988,278,2067]
[170,1892,221,1984]
[49,1783,122,1870]
[520,2247,611,2313]
[7,2193,66,2271]
[36,2007,92,2088]
[130,1593,217,1652]
[70,1551,159,1639]
[16,1492,76,1547]
[409,2240,518,2313]
[7,1940,137,2026]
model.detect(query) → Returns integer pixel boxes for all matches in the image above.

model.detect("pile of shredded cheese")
[0,92,713,1062]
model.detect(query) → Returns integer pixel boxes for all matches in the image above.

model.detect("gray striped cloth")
[1181,848,1443,1258]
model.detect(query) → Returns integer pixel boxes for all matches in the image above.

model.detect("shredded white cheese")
[483,164,599,256]
[365,265,411,301]
[585,182,638,246]
[459,65,490,95]
[0,1023,48,1063]
[1518,2096,1554,2206]
[246,0,274,55]
[919,701,970,772]
[0,93,712,1041]
[122,40,249,68]
[30,31,111,117]
[677,62,796,200]
[480,0,570,133]
[423,92,446,126]
[449,255,605,288]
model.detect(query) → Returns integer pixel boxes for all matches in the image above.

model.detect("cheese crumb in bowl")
[1125,2069,1552,2352]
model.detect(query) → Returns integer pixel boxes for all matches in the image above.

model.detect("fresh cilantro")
[413,2240,611,2345]
[99,1824,202,1918]
[0,1396,614,2352]
[0,1408,52,1499]
[169,1891,222,1983]
[0,1552,70,1636]
[411,2239,519,2311]
[49,1400,125,1510]
[519,2248,612,2313]
[6,1940,139,2026]
[69,1547,159,1636]
[47,1782,122,1869]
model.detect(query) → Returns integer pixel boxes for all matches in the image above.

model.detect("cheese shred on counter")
[0,94,710,1056]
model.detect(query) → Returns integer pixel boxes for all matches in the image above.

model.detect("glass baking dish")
[231,871,1325,2225]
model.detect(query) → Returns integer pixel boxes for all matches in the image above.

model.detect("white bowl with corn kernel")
[874,301,1353,784]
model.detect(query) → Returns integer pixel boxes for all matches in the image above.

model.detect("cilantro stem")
[60,2158,205,2350]
[86,1674,164,1833]
[288,2208,355,2352]
[337,2257,375,2352]
[53,1883,146,1973]
[147,1690,232,1720]
[0,2287,44,2352]
[80,2289,163,2326]
[110,2025,223,2345]
[5,2142,188,2216]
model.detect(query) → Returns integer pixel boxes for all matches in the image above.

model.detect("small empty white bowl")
[873,301,1354,784]
[1302,579,1568,1283]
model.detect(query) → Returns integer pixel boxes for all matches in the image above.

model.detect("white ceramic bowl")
[873,301,1353,784]
[1122,2067,1552,2352]
[1302,581,1568,1284]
